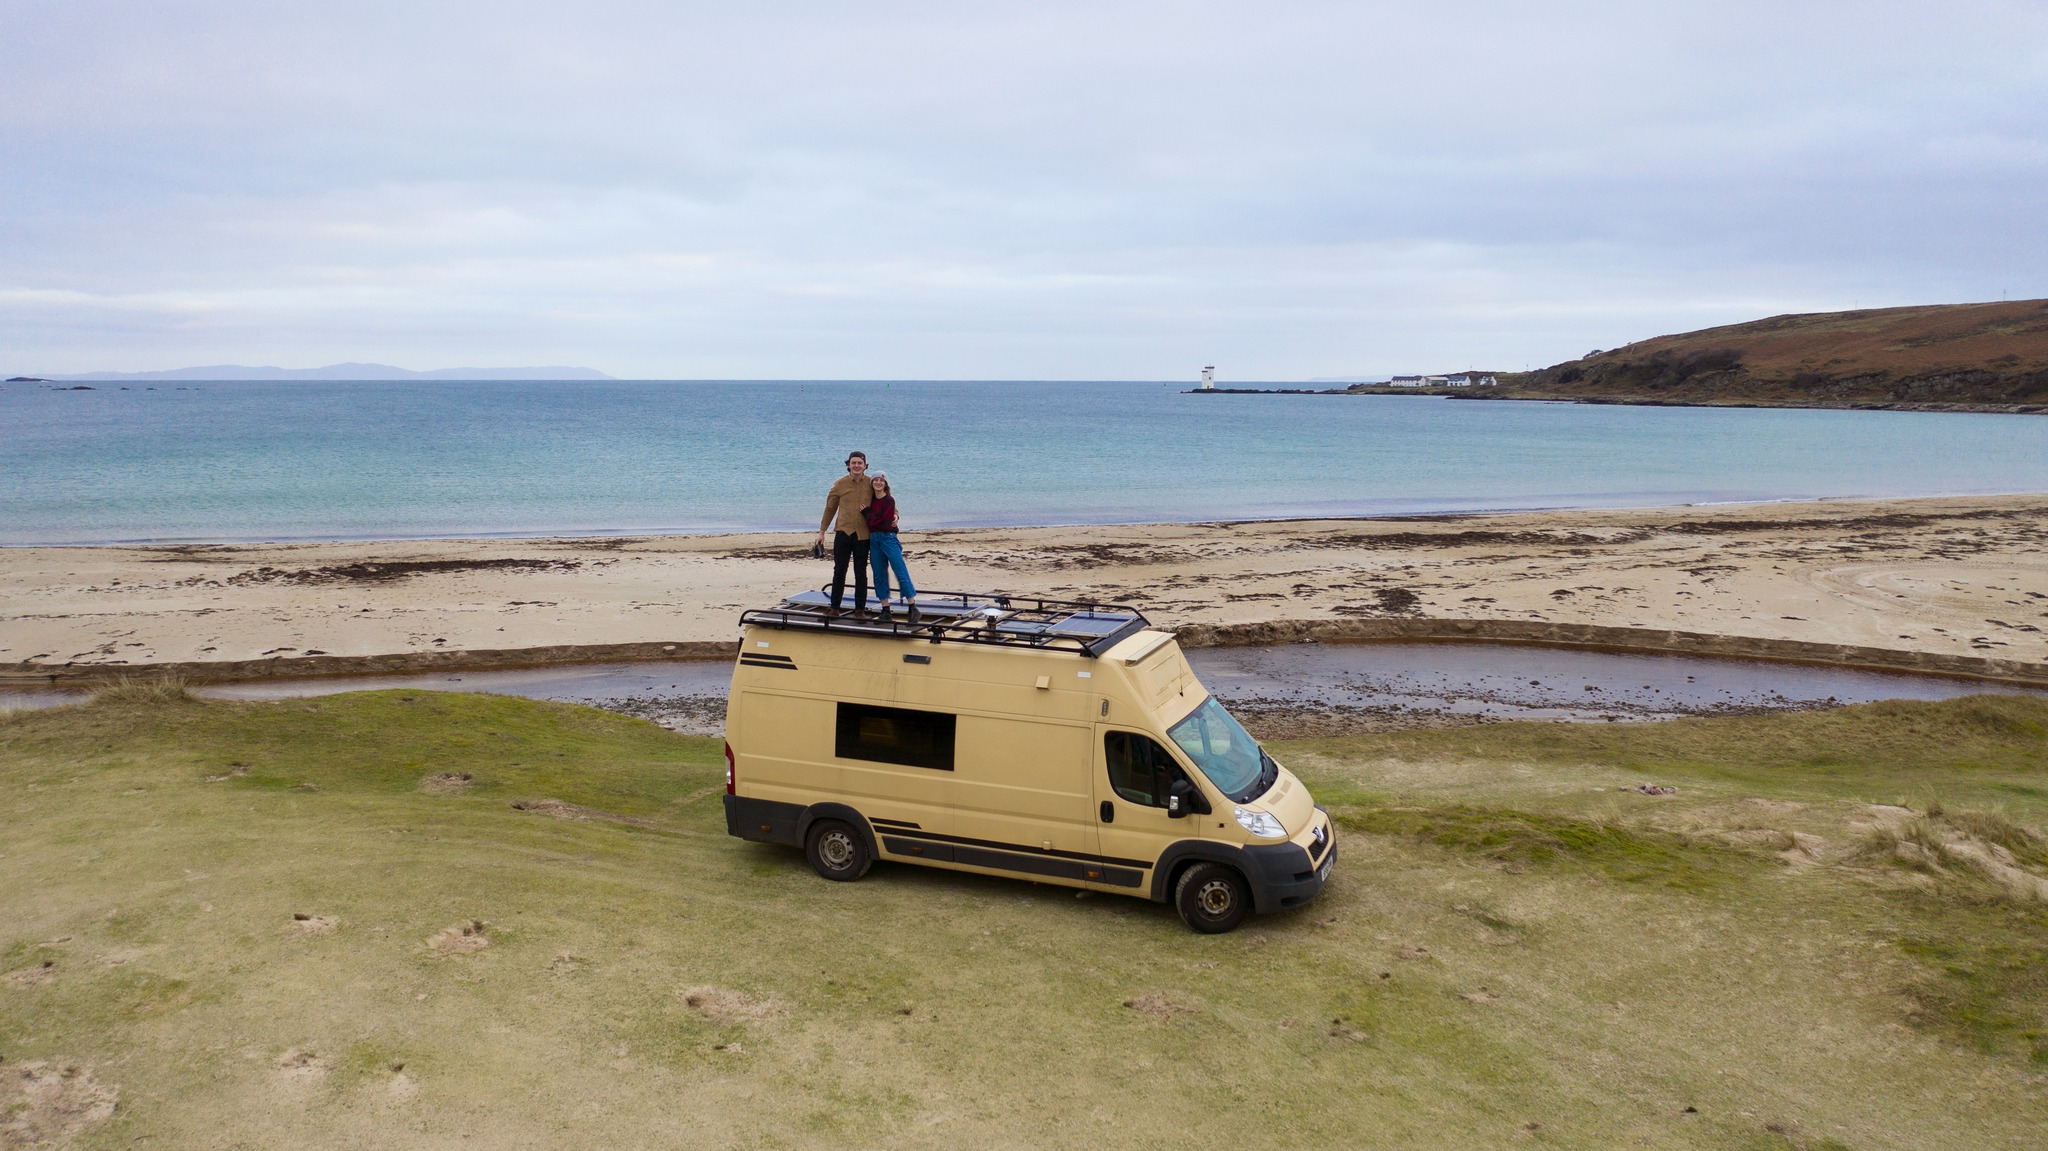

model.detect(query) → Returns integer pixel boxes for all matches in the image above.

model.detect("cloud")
[3,0,2045,376]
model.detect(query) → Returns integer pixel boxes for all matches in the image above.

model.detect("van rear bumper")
[725,794,805,847]
[1240,839,1336,914]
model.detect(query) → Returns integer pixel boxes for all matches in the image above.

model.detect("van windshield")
[1166,697,1276,803]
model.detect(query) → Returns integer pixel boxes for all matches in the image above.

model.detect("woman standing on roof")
[863,472,920,625]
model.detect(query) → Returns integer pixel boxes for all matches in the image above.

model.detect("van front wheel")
[1174,862,1250,933]
[805,820,872,882]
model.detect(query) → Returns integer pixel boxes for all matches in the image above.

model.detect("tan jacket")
[819,473,874,539]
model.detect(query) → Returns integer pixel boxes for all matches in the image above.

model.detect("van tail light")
[724,741,736,795]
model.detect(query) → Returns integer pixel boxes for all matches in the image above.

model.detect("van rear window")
[835,703,957,771]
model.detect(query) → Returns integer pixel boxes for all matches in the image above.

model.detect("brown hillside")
[1500,299,2048,410]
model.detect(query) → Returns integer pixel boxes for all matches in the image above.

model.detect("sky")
[3,1,2045,380]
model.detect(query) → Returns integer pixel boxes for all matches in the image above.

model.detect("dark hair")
[845,450,867,469]
[870,474,891,498]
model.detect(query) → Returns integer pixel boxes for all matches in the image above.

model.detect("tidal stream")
[7,642,2040,737]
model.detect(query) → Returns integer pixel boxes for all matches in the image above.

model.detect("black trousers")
[831,531,870,609]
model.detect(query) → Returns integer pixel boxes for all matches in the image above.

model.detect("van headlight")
[1234,806,1287,839]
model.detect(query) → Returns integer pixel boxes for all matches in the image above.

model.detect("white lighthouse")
[1199,365,1215,390]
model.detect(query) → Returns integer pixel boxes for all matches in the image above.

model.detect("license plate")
[1316,854,1335,883]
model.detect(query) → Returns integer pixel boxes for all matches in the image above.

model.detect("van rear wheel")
[1174,862,1250,933]
[805,819,872,882]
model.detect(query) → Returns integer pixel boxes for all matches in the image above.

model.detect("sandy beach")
[5,494,2046,684]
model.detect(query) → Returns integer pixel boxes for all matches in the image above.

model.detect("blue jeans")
[868,532,916,602]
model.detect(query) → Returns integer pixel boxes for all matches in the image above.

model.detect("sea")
[6,379,2048,545]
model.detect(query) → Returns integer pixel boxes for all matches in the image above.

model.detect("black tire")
[805,819,872,882]
[1174,862,1251,934]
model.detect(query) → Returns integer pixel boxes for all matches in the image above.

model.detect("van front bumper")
[1240,834,1336,914]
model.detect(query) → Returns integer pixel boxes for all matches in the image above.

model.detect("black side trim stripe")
[871,817,923,830]
[876,825,1153,871]
[883,837,1144,888]
[882,835,953,862]
[738,654,798,670]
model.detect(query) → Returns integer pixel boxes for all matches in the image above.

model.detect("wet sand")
[4,494,2046,684]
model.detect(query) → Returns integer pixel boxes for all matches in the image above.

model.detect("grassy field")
[4,687,2046,1150]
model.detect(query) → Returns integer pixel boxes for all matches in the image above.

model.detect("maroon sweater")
[862,495,898,534]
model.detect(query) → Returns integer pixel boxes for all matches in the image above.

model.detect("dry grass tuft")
[90,675,192,706]
[426,919,489,954]
[1940,810,2048,870]
[7,960,59,987]
[511,799,659,828]
[679,985,780,1026]
[1856,816,1957,872]
[288,913,337,936]
[1857,809,2048,902]
[1120,991,1201,1021]
[273,1049,327,1083]
[1716,827,1798,852]
[420,771,474,793]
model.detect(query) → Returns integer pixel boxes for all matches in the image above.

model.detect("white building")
[1200,365,1215,390]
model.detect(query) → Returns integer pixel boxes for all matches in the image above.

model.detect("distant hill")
[1494,299,2048,411]
[45,363,614,382]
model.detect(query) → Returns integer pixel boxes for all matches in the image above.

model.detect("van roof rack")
[740,589,1154,658]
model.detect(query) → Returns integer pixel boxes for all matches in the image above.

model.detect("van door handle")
[1099,801,1114,824]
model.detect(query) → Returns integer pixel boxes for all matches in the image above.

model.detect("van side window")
[1104,731,1183,807]
[836,702,956,771]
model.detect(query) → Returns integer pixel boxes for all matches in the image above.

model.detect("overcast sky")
[3,1,2044,379]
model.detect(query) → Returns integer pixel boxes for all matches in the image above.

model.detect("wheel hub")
[821,832,855,867]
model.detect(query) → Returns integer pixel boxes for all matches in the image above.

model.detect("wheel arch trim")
[799,802,878,860]
[1148,840,1246,903]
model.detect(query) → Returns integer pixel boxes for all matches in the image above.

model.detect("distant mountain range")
[35,362,614,381]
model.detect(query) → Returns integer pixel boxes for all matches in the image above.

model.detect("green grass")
[1299,695,2048,812]
[1332,804,1755,889]
[4,690,2048,1149]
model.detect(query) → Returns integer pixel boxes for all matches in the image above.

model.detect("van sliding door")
[941,716,1102,886]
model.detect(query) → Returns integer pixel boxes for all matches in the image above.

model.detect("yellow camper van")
[722,590,1334,932]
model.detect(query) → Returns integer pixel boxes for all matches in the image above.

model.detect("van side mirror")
[1167,778,1201,818]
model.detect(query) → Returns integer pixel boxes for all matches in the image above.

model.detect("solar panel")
[1047,613,1136,638]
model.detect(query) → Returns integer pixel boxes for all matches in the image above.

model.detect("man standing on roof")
[816,450,873,614]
